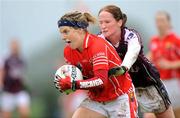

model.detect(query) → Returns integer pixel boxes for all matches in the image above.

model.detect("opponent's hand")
[108,66,128,76]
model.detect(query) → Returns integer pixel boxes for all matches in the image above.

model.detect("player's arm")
[121,31,141,70]
[158,58,180,69]
[168,61,180,69]
[58,69,108,91]
[58,40,109,91]
[109,31,141,76]
[157,37,180,69]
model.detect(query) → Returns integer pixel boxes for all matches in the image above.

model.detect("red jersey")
[150,32,180,79]
[64,32,133,102]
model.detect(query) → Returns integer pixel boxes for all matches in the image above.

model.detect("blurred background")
[0,0,179,118]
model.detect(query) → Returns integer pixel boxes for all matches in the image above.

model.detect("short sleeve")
[175,37,180,58]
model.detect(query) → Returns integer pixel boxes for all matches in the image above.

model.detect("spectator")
[0,39,31,118]
[147,11,180,118]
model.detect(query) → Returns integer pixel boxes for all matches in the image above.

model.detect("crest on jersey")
[165,42,172,49]
[127,32,134,40]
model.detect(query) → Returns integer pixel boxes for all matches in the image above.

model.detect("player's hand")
[53,76,63,93]
[54,75,76,92]
[108,66,128,76]
[59,76,72,91]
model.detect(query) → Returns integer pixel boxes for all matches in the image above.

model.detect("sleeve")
[175,37,180,58]
[75,39,109,90]
[91,40,109,71]
[76,69,108,89]
[121,30,141,70]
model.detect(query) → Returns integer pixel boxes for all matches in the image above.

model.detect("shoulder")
[90,34,107,47]
[123,27,142,42]
[64,45,73,58]
[64,45,72,54]
[150,35,159,43]
[168,32,179,41]
[167,32,180,46]
[149,36,160,50]
[63,45,74,64]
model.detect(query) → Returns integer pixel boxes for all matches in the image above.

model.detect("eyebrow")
[60,28,69,33]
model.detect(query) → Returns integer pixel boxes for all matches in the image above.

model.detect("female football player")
[147,11,180,118]
[54,11,138,118]
[98,5,175,118]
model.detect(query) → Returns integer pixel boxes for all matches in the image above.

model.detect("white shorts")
[70,92,87,111]
[163,78,180,109]
[1,91,30,112]
[79,93,138,118]
[136,85,170,114]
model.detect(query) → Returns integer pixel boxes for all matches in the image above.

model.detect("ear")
[117,20,123,27]
[76,28,85,34]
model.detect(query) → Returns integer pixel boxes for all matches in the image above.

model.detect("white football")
[54,64,83,94]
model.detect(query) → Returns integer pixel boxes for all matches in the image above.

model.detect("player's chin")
[69,44,77,49]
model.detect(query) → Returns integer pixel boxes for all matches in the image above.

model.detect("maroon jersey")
[3,55,26,93]
[99,27,160,87]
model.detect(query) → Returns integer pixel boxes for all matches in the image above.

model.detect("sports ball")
[54,64,83,94]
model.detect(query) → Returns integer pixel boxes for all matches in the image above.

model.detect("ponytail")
[83,12,96,24]
[122,13,127,27]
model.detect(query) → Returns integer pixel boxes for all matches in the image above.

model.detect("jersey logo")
[127,32,134,40]
[165,42,172,49]
[79,78,103,88]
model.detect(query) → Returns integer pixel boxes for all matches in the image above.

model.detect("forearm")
[157,59,180,69]
[170,60,180,69]
[76,69,108,90]
[121,38,141,70]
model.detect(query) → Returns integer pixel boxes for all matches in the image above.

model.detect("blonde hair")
[59,11,96,29]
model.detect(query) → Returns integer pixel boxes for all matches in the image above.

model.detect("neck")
[107,29,121,45]
[159,29,170,39]
[77,32,87,52]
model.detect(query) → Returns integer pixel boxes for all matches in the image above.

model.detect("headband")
[58,19,88,29]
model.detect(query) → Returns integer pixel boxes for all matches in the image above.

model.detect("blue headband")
[58,19,88,29]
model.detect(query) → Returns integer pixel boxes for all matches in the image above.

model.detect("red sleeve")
[176,38,180,59]
[172,35,180,59]
[76,69,108,90]
[91,39,109,71]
